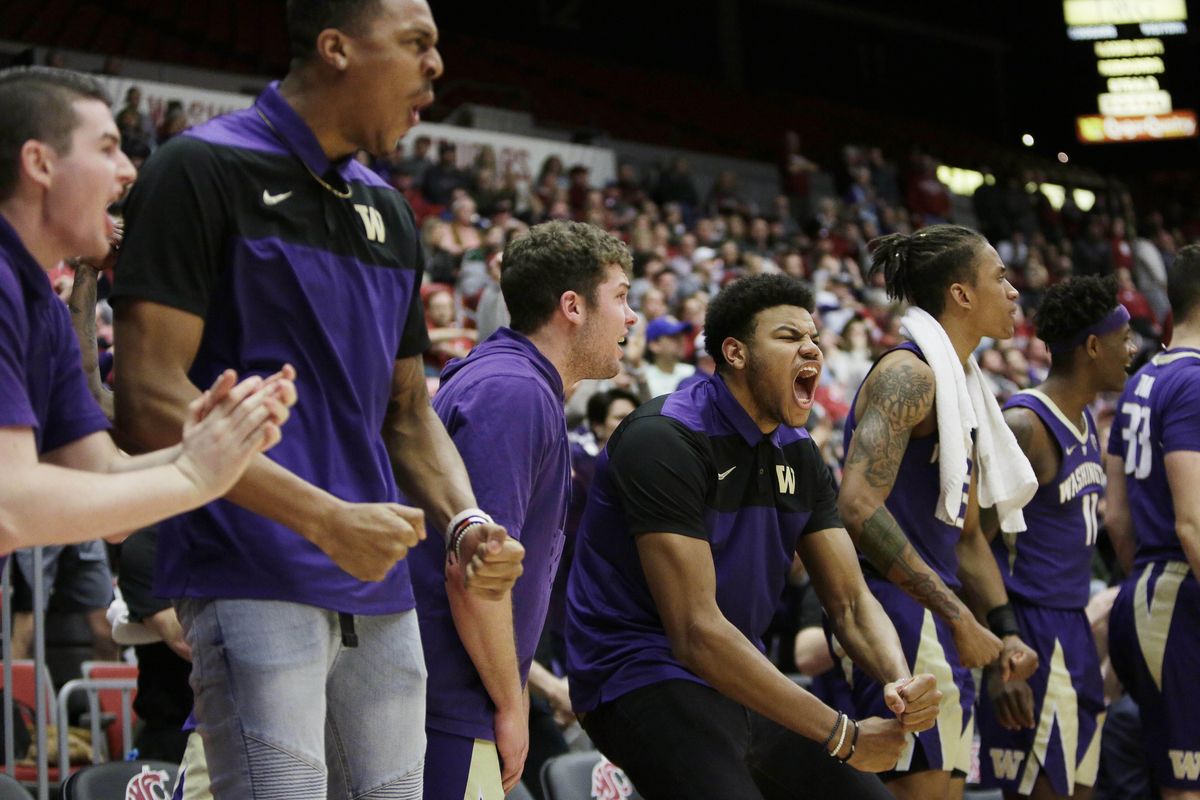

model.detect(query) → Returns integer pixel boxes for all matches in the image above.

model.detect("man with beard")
[411,221,637,799]
[565,274,940,799]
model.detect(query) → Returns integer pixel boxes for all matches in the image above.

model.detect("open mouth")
[794,363,819,409]
[409,92,435,126]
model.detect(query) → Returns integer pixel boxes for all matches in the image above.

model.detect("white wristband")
[445,507,494,546]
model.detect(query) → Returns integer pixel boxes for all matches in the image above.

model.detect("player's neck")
[1168,319,1200,351]
[277,72,358,162]
[1037,372,1094,427]
[522,324,576,389]
[934,313,979,367]
[0,204,63,273]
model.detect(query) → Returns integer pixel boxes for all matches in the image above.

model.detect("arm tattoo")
[845,362,934,489]
[860,506,962,622]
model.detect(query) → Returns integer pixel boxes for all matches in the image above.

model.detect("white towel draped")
[899,307,1037,532]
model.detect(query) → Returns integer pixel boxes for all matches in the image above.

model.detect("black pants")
[581,680,893,800]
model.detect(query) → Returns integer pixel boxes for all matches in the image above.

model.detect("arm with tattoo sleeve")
[838,354,1003,669]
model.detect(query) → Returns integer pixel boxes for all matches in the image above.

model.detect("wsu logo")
[591,756,636,800]
[125,765,171,800]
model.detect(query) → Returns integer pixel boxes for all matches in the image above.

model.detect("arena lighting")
[1073,188,1097,211]
[1058,151,1070,163]
[1094,38,1165,57]
[1040,183,1067,210]
[935,165,985,196]
[1064,0,1186,26]
[1022,133,1036,146]
[1097,56,1166,76]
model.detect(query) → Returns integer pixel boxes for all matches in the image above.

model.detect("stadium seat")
[540,751,643,800]
[0,772,29,800]
[60,760,176,800]
[505,781,535,800]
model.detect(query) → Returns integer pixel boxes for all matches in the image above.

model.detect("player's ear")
[721,337,748,371]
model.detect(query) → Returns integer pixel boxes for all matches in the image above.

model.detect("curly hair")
[704,274,814,373]
[501,220,632,334]
[1034,275,1119,353]
[867,225,988,317]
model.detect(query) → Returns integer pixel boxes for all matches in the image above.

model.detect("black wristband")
[821,713,843,752]
[987,603,1020,638]
[836,719,860,763]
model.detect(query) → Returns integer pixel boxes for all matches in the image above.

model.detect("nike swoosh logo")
[262,190,293,206]
[717,467,736,480]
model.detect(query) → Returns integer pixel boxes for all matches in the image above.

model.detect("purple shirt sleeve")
[39,300,110,453]
[0,267,37,429]
[1162,369,1200,454]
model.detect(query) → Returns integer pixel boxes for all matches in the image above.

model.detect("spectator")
[642,316,695,398]
[423,141,469,206]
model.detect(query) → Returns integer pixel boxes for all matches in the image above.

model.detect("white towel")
[899,307,1037,532]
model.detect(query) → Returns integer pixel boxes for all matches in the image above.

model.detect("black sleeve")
[116,527,170,621]
[608,415,712,539]
[110,136,230,318]
[396,201,431,358]
[802,444,842,535]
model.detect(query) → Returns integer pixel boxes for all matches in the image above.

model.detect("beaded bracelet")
[835,719,860,763]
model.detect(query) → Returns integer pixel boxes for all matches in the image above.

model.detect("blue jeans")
[177,599,427,799]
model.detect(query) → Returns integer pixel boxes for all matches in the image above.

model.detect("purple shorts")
[976,602,1105,795]
[1110,562,1200,790]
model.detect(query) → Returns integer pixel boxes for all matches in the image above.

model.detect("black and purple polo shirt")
[112,83,429,613]
[565,374,840,713]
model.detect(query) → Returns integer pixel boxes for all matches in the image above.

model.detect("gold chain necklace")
[256,107,353,199]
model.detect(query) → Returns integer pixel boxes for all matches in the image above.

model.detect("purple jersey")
[996,390,1102,609]
[844,342,963,589]
[1108,349,1200,566]
[410,328,570,742]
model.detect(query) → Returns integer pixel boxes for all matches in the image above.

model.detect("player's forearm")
[852,505,969,626]
[0,461,202,552]
[446,576,524,713]
[669,613,840,743]
[955,526,1010,621]
[1177,519,1200,580]
[116,371,341,543]
[67,264,115,421]
[386,403,476,541]
[826,588,911,687]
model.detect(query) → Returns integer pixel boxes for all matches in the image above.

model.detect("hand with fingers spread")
[174,369,297,500]
[883,673,942,733]
[986,666,1036,730]
[314,501,426,583]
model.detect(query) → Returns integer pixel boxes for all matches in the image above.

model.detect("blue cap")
[645,316,693,342]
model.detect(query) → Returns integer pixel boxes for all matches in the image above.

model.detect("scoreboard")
[1065,0,1197,143]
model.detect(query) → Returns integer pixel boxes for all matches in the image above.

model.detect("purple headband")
[1048,305,1130,354]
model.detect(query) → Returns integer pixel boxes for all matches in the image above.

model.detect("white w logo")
[989,748,1026,781]
[353,204,386,243]
[1169,750,1200,781]
[775,465,795,494]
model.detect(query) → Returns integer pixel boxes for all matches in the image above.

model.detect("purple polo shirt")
[0,215,112,564]
[565,375,840,713]
[410,328,570,741]
[112,83,430,613]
